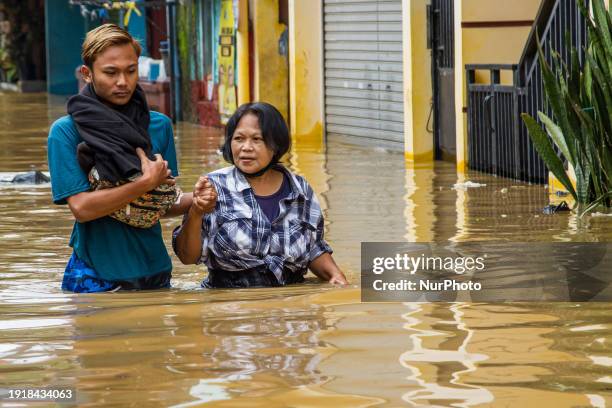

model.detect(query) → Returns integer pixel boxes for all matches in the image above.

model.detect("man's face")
[81,43,139,106]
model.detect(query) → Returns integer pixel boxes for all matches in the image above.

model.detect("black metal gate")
[429,0,456,161]
[466,0,589,183]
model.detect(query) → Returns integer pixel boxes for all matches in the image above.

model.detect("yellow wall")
[404,0,434,165]
[236,0,250,105]
[456,0,540,172]
[250,0,289,121]
[286,0,328,196]
[463,0,540,21]
[288,0,324,149]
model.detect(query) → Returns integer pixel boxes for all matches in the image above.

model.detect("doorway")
[429,0,456,161]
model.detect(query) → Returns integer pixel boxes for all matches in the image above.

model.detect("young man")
[47,24,205,292]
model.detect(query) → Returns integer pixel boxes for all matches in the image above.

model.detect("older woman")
[173,102,347,288]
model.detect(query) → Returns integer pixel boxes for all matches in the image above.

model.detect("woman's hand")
[309,253,349,285]
[328,273,349,285]
[175,176,217,265]
[191,176,217,215]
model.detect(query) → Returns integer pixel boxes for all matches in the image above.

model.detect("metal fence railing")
[466,0,589,183]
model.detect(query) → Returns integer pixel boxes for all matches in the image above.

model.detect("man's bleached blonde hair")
[81,23,141,67]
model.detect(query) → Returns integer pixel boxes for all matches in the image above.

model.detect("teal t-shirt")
[47,111,179,281]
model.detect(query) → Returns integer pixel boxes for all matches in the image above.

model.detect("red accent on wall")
[193,78,223,128]
[146,5,168,59]
[462,20,534,28]
[140,79,171,117]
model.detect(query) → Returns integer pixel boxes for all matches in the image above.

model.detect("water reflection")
[0,92,611,406]
[404,166,436,242]
[399,303,493,406]
[325,143,408,273]
[54,289,353,406]
[200,296,330,384]
[315,298,612,407]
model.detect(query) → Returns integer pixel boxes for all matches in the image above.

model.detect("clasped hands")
[191,176,217,215]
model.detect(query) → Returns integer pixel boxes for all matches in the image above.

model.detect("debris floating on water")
[452,181,487,190]
[542,201,570,215]
[0,171,51,185]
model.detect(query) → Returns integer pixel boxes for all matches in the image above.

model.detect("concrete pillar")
[285,2,327,202]
[455,0,466,173]
[288,0,324,149]
[402,0,434,166]
[236,0,251,105]
[250,0,289,121]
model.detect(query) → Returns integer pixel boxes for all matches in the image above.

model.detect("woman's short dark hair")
[222,102,291,164]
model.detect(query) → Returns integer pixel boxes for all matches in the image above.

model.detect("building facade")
[285,0,541,171]
[39,0,583,177]
[221,0,542,172]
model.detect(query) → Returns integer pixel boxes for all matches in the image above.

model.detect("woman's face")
[231,113,274,174]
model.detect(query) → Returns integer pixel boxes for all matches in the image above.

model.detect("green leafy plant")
[521,0,611,215]
[0,47,17,83]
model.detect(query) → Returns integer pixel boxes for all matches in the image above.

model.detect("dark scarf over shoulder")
[67,83,153,183]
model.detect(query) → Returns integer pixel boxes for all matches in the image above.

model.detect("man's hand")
[136,147,175,191]
[191,176,217,215]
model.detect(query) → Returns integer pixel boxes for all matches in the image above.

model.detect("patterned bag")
[88,168,180,228]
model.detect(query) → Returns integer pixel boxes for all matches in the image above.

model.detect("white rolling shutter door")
[324,0,404,145]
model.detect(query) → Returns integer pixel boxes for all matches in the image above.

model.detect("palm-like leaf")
[522,0,611,211]
[538,112,573,166]
[522,114,578,200]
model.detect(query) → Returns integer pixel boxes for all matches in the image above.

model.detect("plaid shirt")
[175,165,332,284]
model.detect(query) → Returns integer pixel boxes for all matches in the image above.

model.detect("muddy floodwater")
[0,92,611,407]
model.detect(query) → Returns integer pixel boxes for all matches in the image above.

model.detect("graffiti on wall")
[217,0,237,124]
